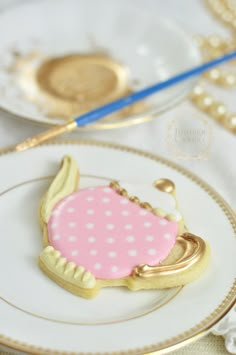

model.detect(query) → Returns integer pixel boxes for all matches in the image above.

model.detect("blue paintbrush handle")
[75,50,236,127]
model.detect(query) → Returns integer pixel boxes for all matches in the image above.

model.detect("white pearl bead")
[210,102,227,121]
[206,68,221,81]
[224,74,236,87]
[190,85,204,101]
[224,115,236,132]
[208,35,223,48]
[197,94,214,111]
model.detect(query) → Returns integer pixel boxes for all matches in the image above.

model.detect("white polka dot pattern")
[67,207,75,213]
[111,266,118,273]
[68,222,76,228]
[160,219,168,226]
[106,237,115,244]
[146,235,154,242]
[128,249,137,256]
[105,210,112,216]
[102,197,110,203]
[126,236,135,243]
[48,185,179,279]
[148,248,156,255]
[52,234,60,240]
[86,223,94,229]
[68,236,76,242]
[71,250,78,256]
[94,263,101,270]
[122,210,129,216]
[90,250,97,256]
[108,251,116,258]
[87,209,94,215]
[88,237,96,243]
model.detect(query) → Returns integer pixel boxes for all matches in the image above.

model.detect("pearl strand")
[195,34,236,88]
[206,0,236,31]
[190,85,236,133]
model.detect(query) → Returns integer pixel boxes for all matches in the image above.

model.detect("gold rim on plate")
[0,139,235,355]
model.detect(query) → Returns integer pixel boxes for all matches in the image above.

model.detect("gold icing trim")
[39,155,79,222]
[133,233,206,278]
[110,180,181,221]
[0,139,235,355]
[153,178,175,194]
[39,246,96,289]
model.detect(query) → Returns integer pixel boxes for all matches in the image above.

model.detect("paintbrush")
[15,50,236,152]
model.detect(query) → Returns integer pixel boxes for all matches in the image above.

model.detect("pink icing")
[47,185,179,279]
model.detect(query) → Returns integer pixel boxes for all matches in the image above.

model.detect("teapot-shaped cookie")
[38,156,210,299]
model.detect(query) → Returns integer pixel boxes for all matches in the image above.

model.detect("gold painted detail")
[15,120,77,152]
[153,178,175,193]
[109,180,179,221]
[133,233,206,278]
[40,155,79,222]
[16,52,147,120]
[37,54,128,103]
[39,246,96,289]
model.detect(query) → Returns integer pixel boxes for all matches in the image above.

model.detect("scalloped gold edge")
[0,139,235,355]
[109,180,182,222]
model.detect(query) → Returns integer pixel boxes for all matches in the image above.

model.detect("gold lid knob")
[153,178,175,193]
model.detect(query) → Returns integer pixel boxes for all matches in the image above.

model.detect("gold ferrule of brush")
[15,120,77,152]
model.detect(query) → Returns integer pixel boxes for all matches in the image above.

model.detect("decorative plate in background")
[0,141,235,354]
[0,0,201,129]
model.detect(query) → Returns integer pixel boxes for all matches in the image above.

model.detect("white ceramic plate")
[0,0,201,129]
[0,141,235,355]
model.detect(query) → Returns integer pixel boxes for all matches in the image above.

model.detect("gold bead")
[225,39,236,51]
[205,68,221,81]
[209,102,227,121]
[210,1,223,12]
[129,196,140,204]
[140,202,152,210]
[190,85,204,101]
[196,94,214,111]
[153,208,166,217]
[222,11,234,22]
[120,188,128,197]
[223,114,236,132]
[153,178,175,193]
[223,73,236,87]
[208,35,223,48]
[109,180,120,191]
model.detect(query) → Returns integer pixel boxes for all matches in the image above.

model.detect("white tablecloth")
[0,0,235,354]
